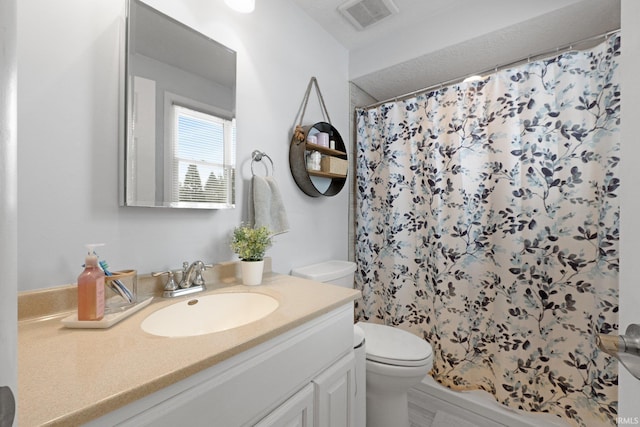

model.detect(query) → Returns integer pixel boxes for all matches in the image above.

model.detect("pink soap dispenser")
[77,244,105,321]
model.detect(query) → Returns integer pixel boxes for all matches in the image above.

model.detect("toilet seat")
[356,322,432,367]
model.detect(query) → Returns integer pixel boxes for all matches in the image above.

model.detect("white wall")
[0,0,17,423]
[619,0,640,418]
[17,0,349,291]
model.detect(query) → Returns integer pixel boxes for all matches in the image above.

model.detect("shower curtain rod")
[361,29,620,110]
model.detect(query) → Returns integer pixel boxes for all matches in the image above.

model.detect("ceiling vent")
[338,0,399,31]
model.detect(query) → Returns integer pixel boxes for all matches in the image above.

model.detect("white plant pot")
[241,260,264,286]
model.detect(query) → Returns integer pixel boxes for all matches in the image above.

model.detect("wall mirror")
[121,0,237,209]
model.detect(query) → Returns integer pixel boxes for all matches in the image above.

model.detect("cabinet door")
[255,383,314,427]
[313,352,356,427]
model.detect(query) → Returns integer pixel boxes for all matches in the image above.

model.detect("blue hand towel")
[252,175,290,235]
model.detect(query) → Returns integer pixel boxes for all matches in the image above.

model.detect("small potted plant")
[230,225,272,285]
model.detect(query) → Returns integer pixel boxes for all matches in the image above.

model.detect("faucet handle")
[152,270,179,291]
[192,262,213,287]
[193,270,205,286]
[189,261,206,286]
[183,261,213,287]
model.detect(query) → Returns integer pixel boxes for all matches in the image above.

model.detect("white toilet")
[291,260,433,427]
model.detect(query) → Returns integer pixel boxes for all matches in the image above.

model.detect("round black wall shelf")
[289,122,347,197]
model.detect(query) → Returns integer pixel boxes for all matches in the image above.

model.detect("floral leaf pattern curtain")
[354,34,620,427]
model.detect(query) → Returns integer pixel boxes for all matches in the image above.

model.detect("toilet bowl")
[291,260,433,427]
[357,322,432,427]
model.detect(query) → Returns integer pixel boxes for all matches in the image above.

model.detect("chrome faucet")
[153,261,212,298]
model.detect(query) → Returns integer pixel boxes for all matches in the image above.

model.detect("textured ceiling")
[291,0,621,103]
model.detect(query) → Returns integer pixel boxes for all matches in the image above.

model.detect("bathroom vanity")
[18,270,360,426]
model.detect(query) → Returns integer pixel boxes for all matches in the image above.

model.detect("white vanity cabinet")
[85,304,355,427]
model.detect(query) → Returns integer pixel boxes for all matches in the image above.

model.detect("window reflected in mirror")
[172,104,235,205]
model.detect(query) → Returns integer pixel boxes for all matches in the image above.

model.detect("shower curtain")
[354,34,620,427]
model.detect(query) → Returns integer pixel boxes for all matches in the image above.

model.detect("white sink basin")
[141,292,279,337]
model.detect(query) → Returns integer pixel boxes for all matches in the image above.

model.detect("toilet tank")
[290,260,356,288]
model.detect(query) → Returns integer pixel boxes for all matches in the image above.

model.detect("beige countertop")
[18,269,360,427]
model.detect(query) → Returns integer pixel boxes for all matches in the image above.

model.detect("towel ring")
[251,150,274,176]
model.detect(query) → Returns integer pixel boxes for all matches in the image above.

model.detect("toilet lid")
[356,322,432,367]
